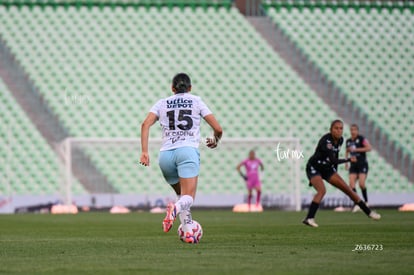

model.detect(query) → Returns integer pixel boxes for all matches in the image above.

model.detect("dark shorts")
[349,162,369,175]
[306,162,337,186]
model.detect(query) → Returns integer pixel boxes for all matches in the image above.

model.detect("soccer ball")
[177,220,203,244]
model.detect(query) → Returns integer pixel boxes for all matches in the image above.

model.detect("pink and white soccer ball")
[177,220,203,244]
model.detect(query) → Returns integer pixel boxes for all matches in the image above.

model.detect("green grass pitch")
[0,210,413,274]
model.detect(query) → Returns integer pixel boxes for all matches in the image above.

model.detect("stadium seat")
[0,2,412,198]
[266,4,414,159]
[0,78,85,195]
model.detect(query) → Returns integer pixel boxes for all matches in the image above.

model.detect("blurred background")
[0,0,413,213]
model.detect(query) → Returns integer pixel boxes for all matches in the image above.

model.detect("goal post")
[59,137,302,211]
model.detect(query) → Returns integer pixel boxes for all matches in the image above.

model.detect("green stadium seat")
[267,5,414,160]
[0,3,412,197]
[0,78,86,196]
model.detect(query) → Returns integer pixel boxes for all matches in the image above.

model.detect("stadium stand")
[265,2,414,161]
[0,78,84,195]
[0,1,412,201]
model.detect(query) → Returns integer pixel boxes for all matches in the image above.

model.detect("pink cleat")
[162,202,177,232]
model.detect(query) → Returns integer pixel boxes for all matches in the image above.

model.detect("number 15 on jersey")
[166,110,193,131]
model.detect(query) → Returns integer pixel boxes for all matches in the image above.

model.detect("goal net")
[59,137,302,211]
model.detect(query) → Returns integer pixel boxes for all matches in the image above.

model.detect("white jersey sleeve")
[149,93,212,151]
[149,99,163,117]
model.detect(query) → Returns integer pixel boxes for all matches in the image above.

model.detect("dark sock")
[256,191,261,206]
[361,188,368,203]
[358,200,371,216]
[306,201,320,219]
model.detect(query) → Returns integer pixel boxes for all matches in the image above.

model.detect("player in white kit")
[139,73,223,241]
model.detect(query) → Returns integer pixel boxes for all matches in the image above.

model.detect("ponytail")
[172,73,191,93]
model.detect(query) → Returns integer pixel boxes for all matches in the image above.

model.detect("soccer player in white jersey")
[140,73,223,241]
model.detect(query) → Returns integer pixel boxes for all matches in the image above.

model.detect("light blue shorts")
[158,147,200,185]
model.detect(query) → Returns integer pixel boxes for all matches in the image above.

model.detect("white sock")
[179,209,193,231]
[174,195,193,214]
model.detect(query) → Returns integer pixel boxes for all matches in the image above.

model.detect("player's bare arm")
[236,162,247,181]
[353,139,372,153]
[140,112,158,166]
[348,136,372,154]
[345,148,350,170]
[204,114,223,148]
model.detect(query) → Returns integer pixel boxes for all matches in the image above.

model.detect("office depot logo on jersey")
[167,98,193,108]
